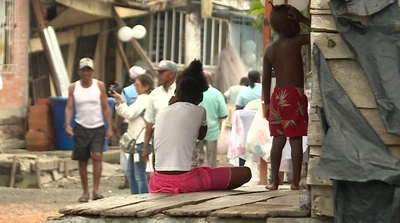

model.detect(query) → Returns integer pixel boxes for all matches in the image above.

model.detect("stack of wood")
[25,98,55,151]
[307,0,400,219]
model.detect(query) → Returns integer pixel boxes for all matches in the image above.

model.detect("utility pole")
[260,0,273,186]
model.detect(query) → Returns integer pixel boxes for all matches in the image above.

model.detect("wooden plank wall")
[308,0,400,218]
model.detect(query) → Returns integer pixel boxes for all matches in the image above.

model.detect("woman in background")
[112,74,154,194]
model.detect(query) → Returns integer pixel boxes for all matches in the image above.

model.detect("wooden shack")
[307,0,400,218]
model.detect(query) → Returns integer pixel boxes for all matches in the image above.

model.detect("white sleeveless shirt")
[73,79,104,128]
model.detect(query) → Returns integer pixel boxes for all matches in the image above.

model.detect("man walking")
[142,60,178,164]
[197,71,228,167]
[65,58,113,202]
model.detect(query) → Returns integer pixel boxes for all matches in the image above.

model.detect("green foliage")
[248,0,309,35]
[248,0,265,33]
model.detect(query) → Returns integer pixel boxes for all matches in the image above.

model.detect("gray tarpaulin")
[314,1,400,221]
[328,0,396,16]
[330,0,400,136]
[314,43,400,222]
[313,44,400,184]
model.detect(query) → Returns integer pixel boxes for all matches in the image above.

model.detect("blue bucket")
[50,97,115,151]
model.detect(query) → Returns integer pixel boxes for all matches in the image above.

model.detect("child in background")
[149,59,252,193]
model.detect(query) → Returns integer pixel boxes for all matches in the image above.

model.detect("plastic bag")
[245,105,309,172]
[217,128,231,155]
[245,105,272,161]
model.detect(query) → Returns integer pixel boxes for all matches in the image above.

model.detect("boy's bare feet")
[290,184,300,190]
[265,184,279,190]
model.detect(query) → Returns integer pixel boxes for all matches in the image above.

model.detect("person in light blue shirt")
[197,72,228,168]
[235,70,262,110]
[121,84,138,106]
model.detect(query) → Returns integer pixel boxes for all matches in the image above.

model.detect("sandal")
[78,194,89,203]
[92,192,104,200]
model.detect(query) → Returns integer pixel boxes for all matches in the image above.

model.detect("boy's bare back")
[264,30,309,88]
[265,35,307,88]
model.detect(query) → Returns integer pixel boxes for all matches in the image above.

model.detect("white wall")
[228,21,263,73]
[214,0,254,10]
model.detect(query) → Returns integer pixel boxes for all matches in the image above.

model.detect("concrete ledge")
[0,147,121,188]
[0,140,25,150]
[48,214,266,223]
[0,107,27,120]
[267,217,334,223]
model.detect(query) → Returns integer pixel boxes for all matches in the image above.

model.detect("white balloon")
[118,26,133,42]
[273,0,285,5]
[242,40,257,53]
[243,53,257,65]
[262,0,309,11]
[289,0,309,11]
[132,25,147,39]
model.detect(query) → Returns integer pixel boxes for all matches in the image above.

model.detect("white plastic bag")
[245,105,272,161]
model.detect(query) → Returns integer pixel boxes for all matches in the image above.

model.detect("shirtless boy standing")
[262,4,311,190]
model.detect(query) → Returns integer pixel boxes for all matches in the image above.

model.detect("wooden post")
[63,160,69,178]
[112,8,154,72]
[9,156,17,188]
[259,0,273,186]
[94,20,108,80]
[31,0,62,96]
[35,160,42,189]
[113,30,131,73]
[115,51,124,86]
[67,29,78,82]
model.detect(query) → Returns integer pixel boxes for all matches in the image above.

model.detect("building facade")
[0,0,29,150]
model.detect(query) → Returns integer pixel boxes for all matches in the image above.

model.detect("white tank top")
[73,79,104,128]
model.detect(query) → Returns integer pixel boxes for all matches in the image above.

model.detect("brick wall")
[0,0,29,149]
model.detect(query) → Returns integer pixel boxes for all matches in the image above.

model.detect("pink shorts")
[149,166,232,194]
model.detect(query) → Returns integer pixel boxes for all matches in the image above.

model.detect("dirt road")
[0,163,128,223]
[0,155,232,223]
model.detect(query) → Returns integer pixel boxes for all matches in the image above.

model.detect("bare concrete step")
[267,217,334,223]
[48,214,267,223]
[0,147,121,188]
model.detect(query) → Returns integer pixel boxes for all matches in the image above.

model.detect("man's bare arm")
[296,34,310,46]
[65,84,75,127]
[143,121,154,149]
[300,16,311,27]
[197,126,207,140]
[116,115,123,137]
[288,7,310,27]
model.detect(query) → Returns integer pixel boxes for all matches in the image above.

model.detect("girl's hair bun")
[186,59,203,73]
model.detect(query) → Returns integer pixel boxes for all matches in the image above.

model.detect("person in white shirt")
[65,58,113,202]
[142,60,177,164]
[224,77,249,104]
[149,59,251,194]
[112,74,154,194]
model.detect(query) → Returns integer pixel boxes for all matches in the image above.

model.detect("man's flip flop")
[78,194,89,203]
[92,192,104,200]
